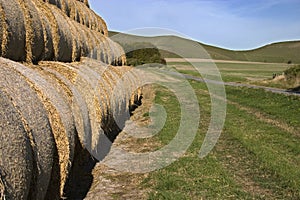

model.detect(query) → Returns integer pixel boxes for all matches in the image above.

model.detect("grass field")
[140,81,300,199]
[129,61,300,199]
[168,61,289,83]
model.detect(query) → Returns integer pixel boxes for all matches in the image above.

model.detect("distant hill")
[109,31,300,64]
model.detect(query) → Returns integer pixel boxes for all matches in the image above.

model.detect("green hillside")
[109,31,300,64]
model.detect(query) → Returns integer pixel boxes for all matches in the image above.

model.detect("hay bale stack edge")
[0,0,143,199]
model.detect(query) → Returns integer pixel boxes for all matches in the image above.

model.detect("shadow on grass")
[287,85,300,93]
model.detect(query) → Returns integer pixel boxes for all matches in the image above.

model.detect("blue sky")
[89,0,300,50]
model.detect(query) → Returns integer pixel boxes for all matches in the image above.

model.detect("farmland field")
[86,60,300,199]
[168,60,289,83]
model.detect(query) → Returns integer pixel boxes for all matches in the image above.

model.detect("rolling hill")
[109,31,300,64]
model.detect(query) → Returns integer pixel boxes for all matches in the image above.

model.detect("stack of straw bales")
[0,0,143,199]
[0,57,142,199]
[0,0,123,64]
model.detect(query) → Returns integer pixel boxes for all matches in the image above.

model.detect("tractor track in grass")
[216,132,277,199]
[197,87,299,138]
[197,87,299,198]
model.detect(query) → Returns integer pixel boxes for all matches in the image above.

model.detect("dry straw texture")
[7,59,75,198]
[0,0,26,61]
[0,0,141,199]
[0,58,140,199]
[0,0,125,64]
[0,60,55,200]
[0,89,33,200]
[17,0,45,62]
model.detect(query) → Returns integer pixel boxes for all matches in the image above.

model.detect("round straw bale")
[68,0,106,34]
[40,14,55,60]
[108,42,118,66]
[74,1,89,27]
[41,64,92,148]
[0,0,26,61]
[114,43,126,66]
[10,61,75,197]
[78,61,109,120]
[0,59,55,200]
[103,37,114,65]
[94,34,108,64]
[106,67,129,115]
[60,0,70,16]
[0,4,4,56]
[0,174,5,199]
[104,67,127,122]
[79,59,110,119]
[49,7,73,62]
[109,39,123,65]
[32,0,55,60]
[67,0,80,22]
[72,1,85,25]
[94,14,108,35]
[63,14,80,61]
[77,1,99,31]
[76,0,89,8]
[37,2,73,61]
[51,62,95,150]
[94,36,108,64]
[0,90,33,200]
[69,63,104,151]
[48,0,62,9]
[73,22,89,58]
[117,68,139,111]
[80,61,122,134]
[84,29,97,59]
[17,0,45,63]
[89,30,105,61]
[109,66,129,106]
[47,0,70,16]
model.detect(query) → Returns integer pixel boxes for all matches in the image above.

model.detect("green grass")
[226,87,300,127]
[140,80,300,199]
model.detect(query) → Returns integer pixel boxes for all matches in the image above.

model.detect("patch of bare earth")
[84,85,160,200]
